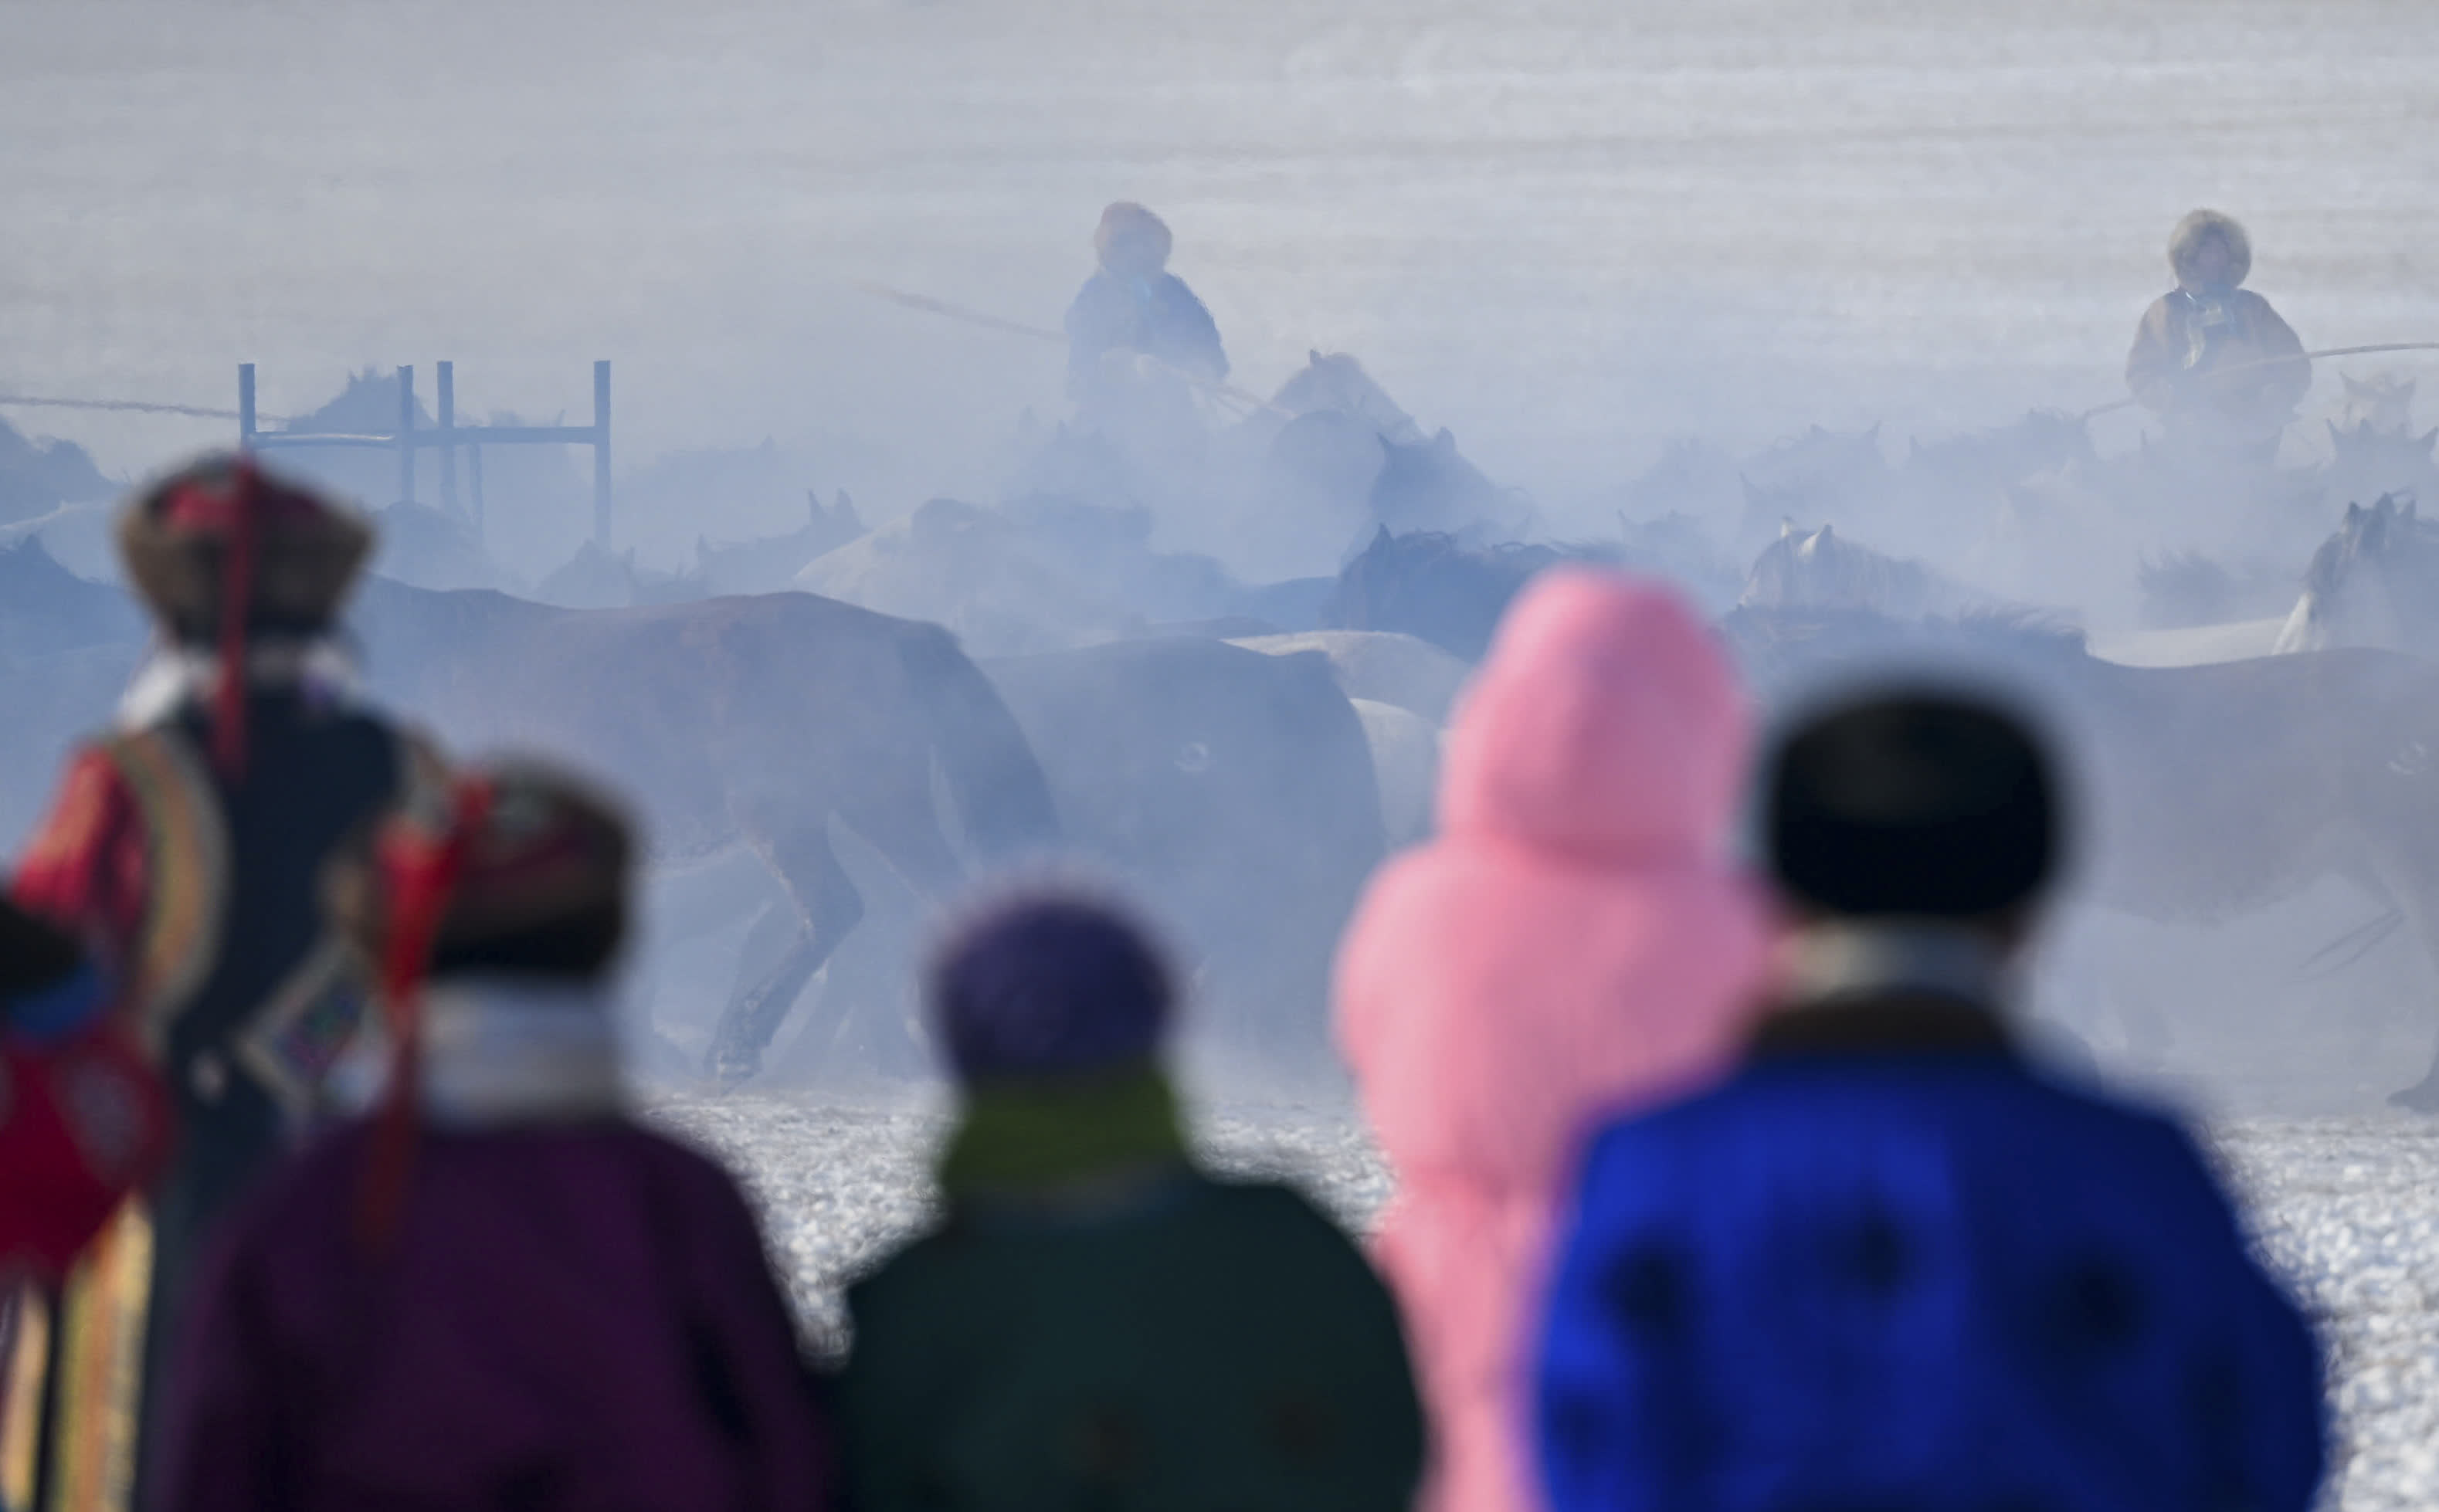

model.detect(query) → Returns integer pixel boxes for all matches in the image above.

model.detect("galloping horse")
[1739,520,1993,619]
[351,580,1061,1087]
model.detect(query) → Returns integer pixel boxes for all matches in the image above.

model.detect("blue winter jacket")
[1064,270,1227,395]
[1535,998,2326,1512]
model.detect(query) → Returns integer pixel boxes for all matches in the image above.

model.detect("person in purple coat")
[154,763,833,1512]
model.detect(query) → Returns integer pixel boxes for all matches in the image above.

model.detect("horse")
[2337,372,2417,436]
[1321,527,1580,661]
[2319,419,2439,512]
[1253,352,1533,553]
[1735,423,1889,544]
[1724,604,2439,1109]
[1901,409,2095,496]
[2132,549,2300,632]
[1739,520,1996,619]
[1262,351,1426,446]
[2274,493,2439,657]
[1225,629,1473,724]
[346,579,1062,1087]
[694,490,865,595]
[982,636,1386,1081]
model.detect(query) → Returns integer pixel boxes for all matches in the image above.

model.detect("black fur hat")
[1765,690,2057,919]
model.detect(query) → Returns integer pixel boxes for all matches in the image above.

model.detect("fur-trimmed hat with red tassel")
[326,762,634,1249]
[116,453,373,778]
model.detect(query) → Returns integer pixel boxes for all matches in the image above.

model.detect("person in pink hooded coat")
[1334,568,1774,1512]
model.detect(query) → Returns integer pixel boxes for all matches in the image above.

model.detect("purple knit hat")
[928,892,1174,1080]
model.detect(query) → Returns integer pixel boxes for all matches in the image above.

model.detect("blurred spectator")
[837,890,1423,1512]
[1536,689,2327,1512]
[157,763,833,1512]
[9,456,448,1512]
[1334,569,1774,1512]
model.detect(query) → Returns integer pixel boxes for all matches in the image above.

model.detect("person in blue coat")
[1065,202,1228,425]
[1535,688,2327,1512]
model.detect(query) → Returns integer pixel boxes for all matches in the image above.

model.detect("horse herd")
[8,361,2439,1107]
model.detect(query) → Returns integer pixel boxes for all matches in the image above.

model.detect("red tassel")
[210,460,261,780]
[355,778,494,1253]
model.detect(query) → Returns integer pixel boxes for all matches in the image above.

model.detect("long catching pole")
[0,392,253,421]
[855,281,1063,344]
[853,279,1281,416]
[2082,341,2439,422]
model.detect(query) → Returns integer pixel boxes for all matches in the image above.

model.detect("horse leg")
[829,785,975,1078]
[704,815,865,1091]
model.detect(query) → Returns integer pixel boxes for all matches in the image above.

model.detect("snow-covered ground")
[656,1096,2439,1512]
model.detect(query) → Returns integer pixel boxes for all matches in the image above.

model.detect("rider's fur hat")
[1094,202,1172,270]
[117,453,371,643]
[1765,690,2057,920]
[2169,208,2251,290]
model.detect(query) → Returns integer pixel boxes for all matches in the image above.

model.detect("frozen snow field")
[659,1097,2439,1512]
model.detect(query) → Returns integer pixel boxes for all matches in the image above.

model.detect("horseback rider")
[1063,202,1229,430]
[2126,208,2310,464]
[7,456,446,1512]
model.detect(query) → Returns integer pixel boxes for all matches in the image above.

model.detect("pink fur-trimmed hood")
[1335,569,1773,1512]
[1437,568,1750,863]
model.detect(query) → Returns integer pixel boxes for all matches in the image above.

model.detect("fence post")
[436,360,457,517]
[395,364,416,506]
[237,364,256,453]
[592,359,612,549]
[469,445,486,544]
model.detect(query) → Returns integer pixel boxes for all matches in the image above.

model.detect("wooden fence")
[237,360,615,548]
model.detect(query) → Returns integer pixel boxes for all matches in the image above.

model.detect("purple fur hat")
[928,891,1174,1080]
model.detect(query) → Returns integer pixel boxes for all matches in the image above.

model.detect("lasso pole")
[853,279,1283,415]
[2081,342,2439,422]
[0,392,263,422]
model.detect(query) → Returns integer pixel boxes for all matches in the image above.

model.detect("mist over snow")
[6,0,2439,556]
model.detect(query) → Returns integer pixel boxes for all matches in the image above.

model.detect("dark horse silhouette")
[348,580,1061,1087]
[1725,604,2439,1110]
[1322,527,1585,660]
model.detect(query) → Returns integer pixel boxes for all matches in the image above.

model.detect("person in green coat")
[837,890,1425,1512]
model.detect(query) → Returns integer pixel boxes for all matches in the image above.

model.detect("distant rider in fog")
[1064,202,1230,439]
[2126,208,2309,466]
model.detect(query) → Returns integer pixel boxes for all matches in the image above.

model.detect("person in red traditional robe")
[8,456,446,1512]
[156,762,833,1512]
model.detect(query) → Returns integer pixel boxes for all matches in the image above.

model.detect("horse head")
[1741,520,1840,609]
[1323,527,1562,660]
[2278,493,2434,654]
[1269,351,1425,445]
[1370,426,1525,537]
[2339,372,2418,436]
[2322,418,2439,507]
